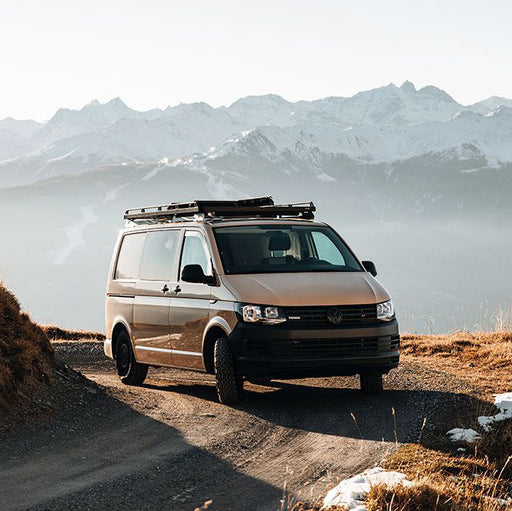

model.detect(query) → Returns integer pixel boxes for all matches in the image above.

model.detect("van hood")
[220,272,390,306]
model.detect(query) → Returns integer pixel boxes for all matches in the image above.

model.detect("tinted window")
[213,224,362,275]
[139,230,180,281]
[180,233,211,277]
[115,233,146,279]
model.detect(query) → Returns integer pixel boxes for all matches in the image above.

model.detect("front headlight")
[240,304,287,324]
[377,300,395,321]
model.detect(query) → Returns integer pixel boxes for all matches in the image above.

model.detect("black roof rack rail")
[124,196,316,223]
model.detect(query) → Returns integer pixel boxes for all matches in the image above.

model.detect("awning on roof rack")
[124,196,316,223]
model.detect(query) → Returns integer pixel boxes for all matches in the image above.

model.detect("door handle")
[162,284,169,294]
[173,285,182,294]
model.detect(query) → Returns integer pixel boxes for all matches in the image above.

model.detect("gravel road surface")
[0,341,483,511]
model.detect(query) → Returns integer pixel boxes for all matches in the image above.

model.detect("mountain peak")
[418,85,456,103]
[82,97,129,111]
[229,94,290,109]
[400,81,416,93]
[106,97,128,108]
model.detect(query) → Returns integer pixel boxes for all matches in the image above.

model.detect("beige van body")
[105,201,399,402]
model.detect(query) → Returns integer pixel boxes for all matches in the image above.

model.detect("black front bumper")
[229,319,400,378]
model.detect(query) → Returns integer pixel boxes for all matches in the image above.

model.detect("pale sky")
[2,0,511,121]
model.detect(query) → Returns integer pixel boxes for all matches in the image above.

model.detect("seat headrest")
[269,233,291,251]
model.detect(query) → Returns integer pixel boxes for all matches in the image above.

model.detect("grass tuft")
[41,325,105,341]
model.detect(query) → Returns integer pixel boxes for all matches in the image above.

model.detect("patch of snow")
[492,497,512,507]
[142,165,165,181]
[460,168,485,173]
[478,393,512,432]
[103,183,129,202]
[317,172,337,183]
[446,428,481,443]
[45,147,80,163]
[49,205,98,265]
[322,467,412,510]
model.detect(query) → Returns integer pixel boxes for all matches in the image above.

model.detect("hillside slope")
[0,282,55,415]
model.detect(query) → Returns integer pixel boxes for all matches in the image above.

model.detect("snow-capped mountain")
[0,117,42,159]
[1,81,511,188]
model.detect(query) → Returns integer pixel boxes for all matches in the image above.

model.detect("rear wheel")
[214,337,242,404]
[116,330,148,385]
[360,372,383,394]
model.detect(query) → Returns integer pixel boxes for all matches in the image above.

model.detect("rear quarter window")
[114,233,146,280]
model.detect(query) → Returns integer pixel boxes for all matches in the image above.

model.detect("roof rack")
[124,197,316,224]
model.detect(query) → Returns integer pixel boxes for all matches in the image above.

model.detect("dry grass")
[367,444,512,511]
[0,282,55,414]
[310,331,512,511]
[41,325,105,342]
[361,331,512,511]
[401,331,512,395]
[478,419,512,469]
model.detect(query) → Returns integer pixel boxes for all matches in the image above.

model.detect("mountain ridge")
[0,81,511,189]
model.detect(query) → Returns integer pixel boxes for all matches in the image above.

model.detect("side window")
[311,231,346,265]
[115,233,146,280]
[139,230,180,281]
[180,232,211,278]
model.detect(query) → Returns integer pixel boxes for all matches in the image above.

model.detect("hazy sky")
[2,0,511,120]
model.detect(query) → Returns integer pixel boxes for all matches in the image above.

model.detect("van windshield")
[213,224,363,275]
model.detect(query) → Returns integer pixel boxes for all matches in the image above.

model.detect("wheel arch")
[202,319,231,374]
[111,320,132,360]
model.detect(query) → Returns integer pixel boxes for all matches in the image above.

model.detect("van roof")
[123,197,316,225]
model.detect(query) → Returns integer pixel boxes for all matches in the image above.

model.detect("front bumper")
[229,319,400,378]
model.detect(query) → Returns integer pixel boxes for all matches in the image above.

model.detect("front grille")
[245,335,399,359]
[284,304,377,327]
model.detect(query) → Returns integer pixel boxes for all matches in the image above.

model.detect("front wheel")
[360,372,383,394]
[214,337,242,404]
[116,331,148,385]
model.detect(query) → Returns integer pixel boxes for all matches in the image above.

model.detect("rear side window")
[139,230,180,281]
[115,233,146,280]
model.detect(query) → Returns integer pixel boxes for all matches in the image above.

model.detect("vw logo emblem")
[327,307,344,325]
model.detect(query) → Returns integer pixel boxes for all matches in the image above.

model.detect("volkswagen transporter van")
[105,197,399,404]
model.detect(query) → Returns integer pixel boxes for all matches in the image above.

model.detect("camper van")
[105,197,399,404]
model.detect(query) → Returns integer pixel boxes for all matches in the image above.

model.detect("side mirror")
[181,264,215,284]
[362,260,377,277]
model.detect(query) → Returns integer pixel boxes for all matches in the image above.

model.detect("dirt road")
[0,341,483,510]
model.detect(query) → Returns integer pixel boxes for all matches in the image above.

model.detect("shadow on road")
[144,376,488,444]
[0,379,281,511]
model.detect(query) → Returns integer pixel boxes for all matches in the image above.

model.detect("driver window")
[180,232,212,277]
[311,231,346,265]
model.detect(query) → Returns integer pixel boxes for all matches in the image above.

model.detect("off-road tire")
[360,372,383,394]
[116,331,148,385]
[214,337,242,404]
